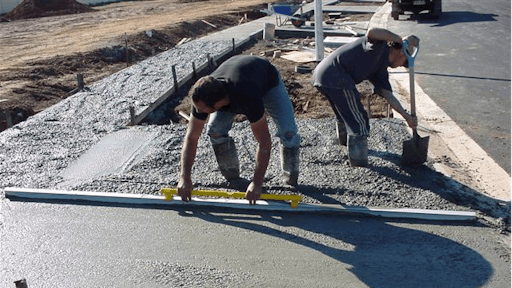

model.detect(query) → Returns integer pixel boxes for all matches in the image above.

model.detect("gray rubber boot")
[212,138,240,181]
[281,146,300,186]
[348,135,368,167]
[336,121,348,146]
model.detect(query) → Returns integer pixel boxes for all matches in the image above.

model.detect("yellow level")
[160,188,302,208]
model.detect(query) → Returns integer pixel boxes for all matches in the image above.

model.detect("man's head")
[388,35,420,68]
[189,76,229,114]
[389,42,407,68]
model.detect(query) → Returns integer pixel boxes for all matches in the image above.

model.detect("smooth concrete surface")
[58,129,158,186]
[0,201,509,288]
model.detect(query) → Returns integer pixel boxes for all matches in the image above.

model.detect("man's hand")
[406,114,418,129]
[177,177,193,202]
[245,181,263,205]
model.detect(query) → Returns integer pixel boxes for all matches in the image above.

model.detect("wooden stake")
[129,106,135,126]
[6,110,12,128]
[207,53,212,68]
[14,278,28,288]
[77,73,84,90]
[124,33,129,67]
[171,65,178,89]
[192,62,197,79]
[367,95,371,118]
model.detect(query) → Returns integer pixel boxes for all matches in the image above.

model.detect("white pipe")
[314,0,324,61]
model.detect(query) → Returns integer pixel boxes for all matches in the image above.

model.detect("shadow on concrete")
[188,208,493,288]
[410,11,498,27]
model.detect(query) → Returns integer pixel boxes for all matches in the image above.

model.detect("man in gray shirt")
[313,28,419,166]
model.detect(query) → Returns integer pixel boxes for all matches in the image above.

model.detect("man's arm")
[379,89,418,129]
[246,116,272,205]
[177,114,206,201]
[366,27,402,44]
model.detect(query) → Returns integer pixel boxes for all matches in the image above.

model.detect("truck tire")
[431,0,442,18]
[391,2,400,20]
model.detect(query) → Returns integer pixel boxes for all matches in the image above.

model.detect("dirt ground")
[0,0,385,132]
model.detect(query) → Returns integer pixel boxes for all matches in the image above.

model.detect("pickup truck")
[391,0,442,20]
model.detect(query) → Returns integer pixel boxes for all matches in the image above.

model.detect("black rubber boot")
[336,121,348,146]
[348,135,368,167]
[212,138,240,181]
[281,146,300,186]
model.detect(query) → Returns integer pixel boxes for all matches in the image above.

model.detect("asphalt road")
[387,0,511,174]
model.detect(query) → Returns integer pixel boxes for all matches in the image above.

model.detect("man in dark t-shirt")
[313,27,419,166]
[178,55,301,204]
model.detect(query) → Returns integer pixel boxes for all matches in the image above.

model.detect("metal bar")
[4,187,477,221]
[161,188,302,208]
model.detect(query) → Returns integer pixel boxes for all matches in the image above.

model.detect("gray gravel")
[0,36,509,226]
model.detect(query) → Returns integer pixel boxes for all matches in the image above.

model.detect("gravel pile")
[0,36,509,225]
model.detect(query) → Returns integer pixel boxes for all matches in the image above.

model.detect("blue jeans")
[207,77,301,148]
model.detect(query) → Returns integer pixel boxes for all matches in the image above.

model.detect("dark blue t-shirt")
[192,55,279,123]
[313,36,392,93]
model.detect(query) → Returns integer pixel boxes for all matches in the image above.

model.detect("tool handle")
[403,39,419,134]
[160,188,302,208]
[402,39,419,68]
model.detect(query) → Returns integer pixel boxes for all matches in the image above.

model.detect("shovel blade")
[402,135,429,166]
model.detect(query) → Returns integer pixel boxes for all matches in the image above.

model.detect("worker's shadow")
[410,11,498,27]
[184,208,493,288]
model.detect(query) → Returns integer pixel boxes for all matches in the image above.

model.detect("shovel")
[401,40,429,166]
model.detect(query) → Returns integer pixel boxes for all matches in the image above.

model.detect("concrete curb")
[4,187,476,221]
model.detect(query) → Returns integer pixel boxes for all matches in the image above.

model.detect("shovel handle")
[402,39,419,68]
[403,40,419,133]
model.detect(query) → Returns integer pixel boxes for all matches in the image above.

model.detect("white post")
[314,0,324,61]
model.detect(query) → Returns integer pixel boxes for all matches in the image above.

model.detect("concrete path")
[1,201,509,288]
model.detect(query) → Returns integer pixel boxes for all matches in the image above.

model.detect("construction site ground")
[0,0,510,286]
[1,0,509,202]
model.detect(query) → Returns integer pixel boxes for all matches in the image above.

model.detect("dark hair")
[390,42,402,50]
[189,76,227,108]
